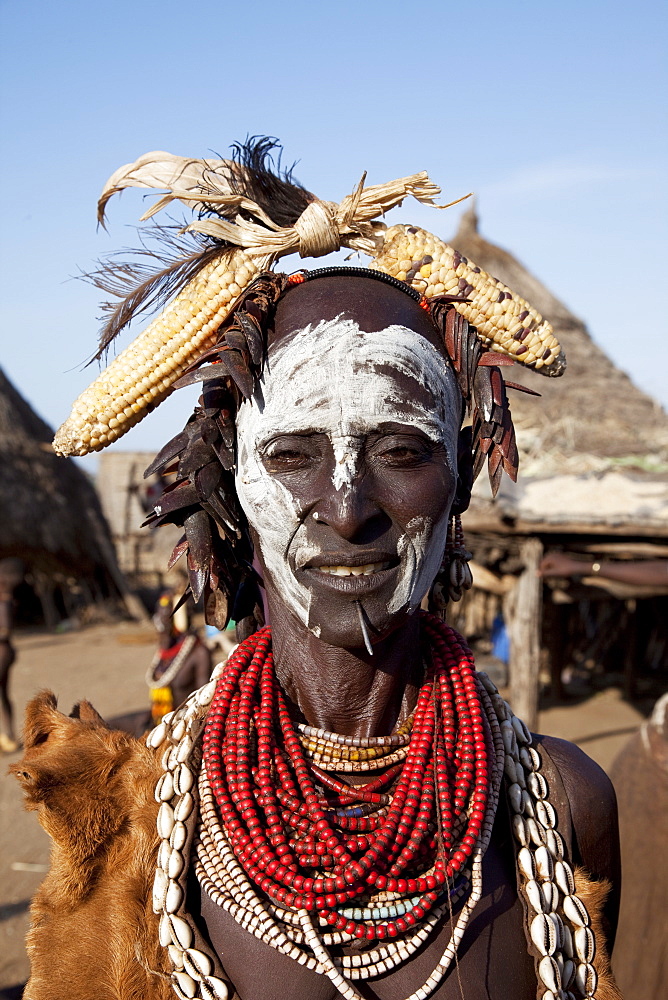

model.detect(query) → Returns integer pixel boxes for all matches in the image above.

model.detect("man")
[0,557,23,753]
[13,141,621,1000]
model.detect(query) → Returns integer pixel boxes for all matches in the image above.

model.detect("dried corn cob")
[53,250,264,456]
[371,225,565,375]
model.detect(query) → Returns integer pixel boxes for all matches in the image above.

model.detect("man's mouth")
[313,561,392,577]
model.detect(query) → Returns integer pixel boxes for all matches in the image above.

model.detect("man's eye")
[262,449,313,473]
[373,442,431,466]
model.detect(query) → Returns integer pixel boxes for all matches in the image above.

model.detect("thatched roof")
[453,208,668,535]
[0,367,126,588]
[452,206,668,476]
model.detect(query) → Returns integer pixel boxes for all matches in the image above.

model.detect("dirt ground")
[0,622,650,995]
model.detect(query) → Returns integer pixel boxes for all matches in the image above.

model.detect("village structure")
[446,207,668,727]
[0,368,145,627]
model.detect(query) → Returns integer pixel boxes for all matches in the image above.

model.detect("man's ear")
[451,425,473,516]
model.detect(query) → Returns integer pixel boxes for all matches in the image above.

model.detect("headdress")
[53,138,565,631]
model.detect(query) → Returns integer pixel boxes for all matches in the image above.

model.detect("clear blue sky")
[1,0,666,475]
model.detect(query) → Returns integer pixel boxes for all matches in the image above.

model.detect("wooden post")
[506,537,543,732]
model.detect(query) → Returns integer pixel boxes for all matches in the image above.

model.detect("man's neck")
[267,602,424,738]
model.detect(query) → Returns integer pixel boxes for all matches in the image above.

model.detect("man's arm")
[539,735,621,951]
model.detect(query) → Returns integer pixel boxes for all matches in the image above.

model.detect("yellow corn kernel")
[371,225,564,374]
[53,249,261,456]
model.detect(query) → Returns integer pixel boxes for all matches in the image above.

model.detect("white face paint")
[234,316,460,631]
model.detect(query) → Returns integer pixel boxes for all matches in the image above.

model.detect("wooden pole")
[506,537,543,732]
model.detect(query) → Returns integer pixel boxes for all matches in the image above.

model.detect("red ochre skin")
[192,277,620,999]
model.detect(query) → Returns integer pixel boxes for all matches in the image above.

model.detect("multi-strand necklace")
[195,614,503,998]
[149,614,602,1000]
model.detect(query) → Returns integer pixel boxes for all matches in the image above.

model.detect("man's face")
[234,286,461,649]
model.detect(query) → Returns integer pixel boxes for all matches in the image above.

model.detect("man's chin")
[305,595,414,652]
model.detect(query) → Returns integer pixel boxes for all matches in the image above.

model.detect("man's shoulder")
[534,733,617,812]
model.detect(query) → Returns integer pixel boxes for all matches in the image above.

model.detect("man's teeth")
[316,562,390,577]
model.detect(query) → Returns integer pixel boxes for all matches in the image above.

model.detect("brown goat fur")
[10,691,172,1000]
[573,867,623,1000]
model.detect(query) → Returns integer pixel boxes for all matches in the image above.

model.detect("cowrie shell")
[535,845,554,880]
[528,771,548,799]
[159,912,172,948]
[521,789,535,818]
[176,734,194,763]
[543,828,564,858]
[538,954,561,991]
[174,791,194,822]
[185,948,214,978]
[173,971,197,998]
[501,721,518,758]
[476,671,497,694]
[508,782,523,813]
[167,847,184,880]
[171,719,187,743]
[519,746,535,772]
[147,721,168,748]
[157,802,175,840]
[491,693,508,720]
[152,868,168,913]
[161,746,173,770]
[518,846,536,880]
[182,699,200,722]
[574,925,596,963]
[525,878,545,913]
[175,763,194,795]
[156,771,174,803]
[563,893,590,927]
[554,860,576,896]
[170,821,188,852]
[158,839,171,871]
[169,914,194,950]
[197,679,218,706]
[511,714,531,745]
[165,879,183,914]
[204,976,230,999]
[527,817,544,847]
[504,756,518,783]
[530,913,557,956]
[168,943,184,969]
[512,814,529,846]
[552,911,565,948]
[536,800,557,829]
[562,958,575,988]
[562,923,574,958]
[574,962,597,996]
[541,880,559,912]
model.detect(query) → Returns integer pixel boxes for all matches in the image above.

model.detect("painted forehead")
[238,316,461,457]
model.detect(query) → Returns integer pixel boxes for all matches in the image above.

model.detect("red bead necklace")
[202,612,488,942]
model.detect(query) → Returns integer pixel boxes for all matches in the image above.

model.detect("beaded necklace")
[145,633,198,690]
[201,616,490,931]
[148,615,602,1000]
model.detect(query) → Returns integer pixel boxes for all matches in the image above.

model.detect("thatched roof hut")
[449,209,668,724]
[96,450,183,589]
[0,367,143,624]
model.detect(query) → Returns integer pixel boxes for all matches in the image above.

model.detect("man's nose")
[313,478,391,543]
